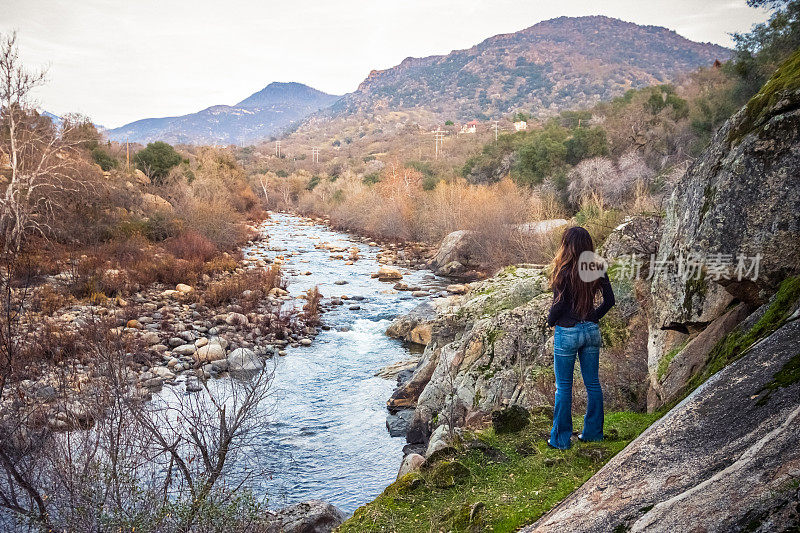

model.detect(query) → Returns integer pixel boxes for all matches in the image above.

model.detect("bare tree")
[0,32,89,252]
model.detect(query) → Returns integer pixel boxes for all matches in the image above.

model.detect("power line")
[434,128,445,158]
[311,147,320,164]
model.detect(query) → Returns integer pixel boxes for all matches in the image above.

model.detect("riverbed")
[194,213,445,513]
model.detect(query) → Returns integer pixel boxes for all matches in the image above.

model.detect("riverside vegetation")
[0,1,798,531]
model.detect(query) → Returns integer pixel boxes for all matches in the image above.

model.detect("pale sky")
[1,0,770,128]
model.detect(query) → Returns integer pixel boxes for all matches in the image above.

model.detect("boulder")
[173,344,197,356]
[225,312,249,327]
[600,215,662,260]
[226,348,263,372]
[428,460,470,488]
[376,266,403,281]
[428,230,480,278]
[397,453,425,479]
[141,332,160,346]
[375,357,420,380]
[265,500,346,533]
[491,404,530,434]
[195,342,225,363]
[516,218,569,236]
[141,192,173,213]
[522,316,800,533]
[134,168,150,185]
[651,302,750,410]
[386,409,415,437]
[385,302,437,345]
[175,283,193,294]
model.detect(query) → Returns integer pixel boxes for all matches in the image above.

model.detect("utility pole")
[493,121,499,142]
[434,128,445,159]
[311,147,319,164]
[126,137,130,170]
[275,140,282,158]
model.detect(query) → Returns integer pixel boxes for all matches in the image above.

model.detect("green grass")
[338,411,658,533]
[656,339,690,381]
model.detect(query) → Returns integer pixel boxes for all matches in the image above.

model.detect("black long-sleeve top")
[547,274,615,327]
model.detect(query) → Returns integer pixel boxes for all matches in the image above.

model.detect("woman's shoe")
[547,440,565,450]
[577,433,604,442]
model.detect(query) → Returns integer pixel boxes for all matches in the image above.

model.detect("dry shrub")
[32,285,73,316]
[201,266,283,308]
[180,197,249,250]
[132,255,203,287]
[166,231,218,262]
[101,234,151,268]
[203,253,239,275]
[302,286,321,325]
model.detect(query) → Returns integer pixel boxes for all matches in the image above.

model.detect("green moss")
[657,339,690,381]
[756,352,800,406]
[337,411,658,533]
[667,276,800,410]
[728,50,800,146]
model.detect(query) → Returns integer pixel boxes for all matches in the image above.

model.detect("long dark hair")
[550,226,599,320]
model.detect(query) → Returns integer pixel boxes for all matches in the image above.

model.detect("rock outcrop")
[523,311,800,533]
[386,266,553,447]
[647,51,800,409]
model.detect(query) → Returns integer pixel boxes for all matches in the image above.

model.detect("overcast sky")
[2,0,769,128]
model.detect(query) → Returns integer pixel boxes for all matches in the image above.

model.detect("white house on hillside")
[460,120,479,134]
[514,120,528,131]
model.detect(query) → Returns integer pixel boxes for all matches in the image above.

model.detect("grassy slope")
[339,411,658,533]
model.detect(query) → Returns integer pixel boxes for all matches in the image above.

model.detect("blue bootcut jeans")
[549,321,604,449]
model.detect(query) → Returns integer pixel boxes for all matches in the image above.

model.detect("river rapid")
[184,213,445,513]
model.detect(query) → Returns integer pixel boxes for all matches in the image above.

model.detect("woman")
[546,226,615,450]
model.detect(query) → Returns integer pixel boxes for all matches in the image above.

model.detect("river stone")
[386,409,415,437]
[141,332,160,346]
[376,266,403,281]
[173,344,196,356]
[397,453,426,479]
[226,348,263,372]
[195,342,225,362]
[265,499,346,533]
[226,312,249,326]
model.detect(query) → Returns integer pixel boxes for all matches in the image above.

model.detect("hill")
[106,82,340,145]
[323,15,729,125]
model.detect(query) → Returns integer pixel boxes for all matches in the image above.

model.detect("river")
[194,213,444,513]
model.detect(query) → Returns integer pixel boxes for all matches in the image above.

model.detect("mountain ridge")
[106,82,340,145]
[326,15,730,122]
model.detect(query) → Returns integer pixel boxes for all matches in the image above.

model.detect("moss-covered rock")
[429,460,471,488]
[491,404,530,434]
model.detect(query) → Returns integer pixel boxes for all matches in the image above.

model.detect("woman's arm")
[547,288,567,327]
[590,274,615,322]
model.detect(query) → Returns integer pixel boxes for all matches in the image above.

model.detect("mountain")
[325,16,730,123]
[106,82,340,145]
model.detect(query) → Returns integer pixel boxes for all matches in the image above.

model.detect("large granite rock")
[389,267,552,446]
[427,230,482,279]
[648,52,800,400]
[523,314,800,533]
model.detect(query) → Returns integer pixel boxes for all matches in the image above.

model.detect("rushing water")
[180,213,445,513]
